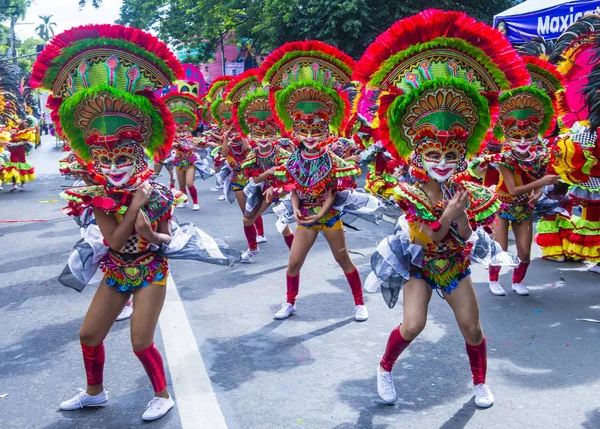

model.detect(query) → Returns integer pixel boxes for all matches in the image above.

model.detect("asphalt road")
[1,135,599,429]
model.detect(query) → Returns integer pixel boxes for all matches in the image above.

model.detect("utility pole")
[220,32,226,76]
[10,13,17,65]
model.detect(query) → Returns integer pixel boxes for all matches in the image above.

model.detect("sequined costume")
[259,40,369,318]
[355,9,529,298]
[31,24,186,293]
[356,9,531,407]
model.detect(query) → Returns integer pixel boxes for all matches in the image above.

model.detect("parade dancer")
[162,91,202,210]
[259,40,368,322]
[1,121,36,191]
[230,70,294,262]
[151,150,176,190]
[552,44,600,271]
[206,78,234,201]
[212,73,268,242]
[356,9,531,407]
[487,86,558,296]
[32,24,185,421]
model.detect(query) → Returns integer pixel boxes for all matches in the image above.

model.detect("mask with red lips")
[90,139,151,189]
[292,112,331,151]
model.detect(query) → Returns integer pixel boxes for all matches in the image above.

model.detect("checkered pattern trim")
[572,130,597,149]
[122,236,140,253]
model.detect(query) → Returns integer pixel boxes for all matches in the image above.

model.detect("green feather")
[370,38,512,92]
[493,86,554,140]
[273,81,347,133]
[41,38,176,92]
[386,77,491,159]
[58,84,168,161]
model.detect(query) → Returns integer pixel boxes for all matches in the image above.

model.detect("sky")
[17,0,123,40]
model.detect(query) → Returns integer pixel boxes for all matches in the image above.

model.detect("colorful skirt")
[535,211,574,260]
[1,161,35,183]
[565,182,600,262]
[101,250,168,293]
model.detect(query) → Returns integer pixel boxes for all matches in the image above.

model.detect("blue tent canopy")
[494,0,600,43]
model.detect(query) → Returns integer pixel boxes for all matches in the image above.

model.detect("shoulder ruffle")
[392,182,437,224]
[61,182,176,221]
[461,181,500,226]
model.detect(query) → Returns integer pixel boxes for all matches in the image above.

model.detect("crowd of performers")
[0,65,42,192]
[24,7,600,423]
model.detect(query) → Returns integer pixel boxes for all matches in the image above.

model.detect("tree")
[35,15,57,42]
[16,36,43,73]
[78,0,523,60]
[0,0,30,21]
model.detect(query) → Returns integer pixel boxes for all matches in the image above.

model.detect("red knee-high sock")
[179,186,187,198]
[344,269,364,305]
[134,343,167,393]
[489,265,501,281]
[286,273,300,304]
[466,337,487,385]
[81,343,105,386]
[283,233,295,249]
[380,325,411,372]
[243,225,258,250]
[512,262,530,283]
[188,185,198,204]
[255,216,264,236]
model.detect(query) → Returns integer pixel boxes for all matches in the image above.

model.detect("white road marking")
[159,276,228,429]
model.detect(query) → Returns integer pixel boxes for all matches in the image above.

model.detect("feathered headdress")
[161,91,201,130]
[223,69,276,138]
[207,76,234,128]
[31,24,183,162]
[584,30,600,131]
[353,9,529,168]
[258,40,355,134]
[551,14,600,125]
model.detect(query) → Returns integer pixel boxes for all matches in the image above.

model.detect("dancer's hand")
[135,210,153,238]
[301,214,321,225]
[345,155,360,163]
[444,190,468,219]
[293,208,305,224]
[132,181,152,208]
[529,189,543,205]
[539,174,559,186]
[263,187,274,203]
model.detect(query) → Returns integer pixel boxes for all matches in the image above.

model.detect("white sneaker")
[240,248,260,263]
[274,303,296,320]
[192,204,200,211]
[142,396,175,421]
[0,184,3,191]
[474,383,494,408]
[489,281,506,296]
[257,235,267,244]
[512,282,530,296]
[59,388,108,410]
[9,183,18,192]
[217,195,226,201]
[355,305,369,322]
[210,185,223,192]
[116,303,133,321]
[377,365,397,404]
[588,264,600,274]
[176,201,189,209]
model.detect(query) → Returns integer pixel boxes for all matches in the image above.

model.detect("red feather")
[521,56,566,87]
[31,24,184,88]
[353,9,528,89]
[258,40,355,82]
[223,69,259,100]
[145,93,176,159]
